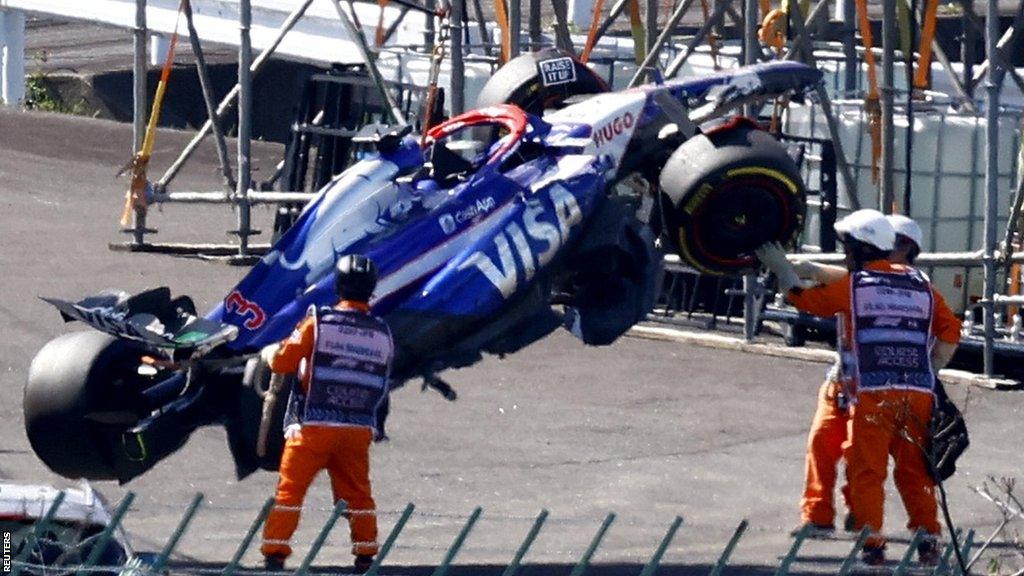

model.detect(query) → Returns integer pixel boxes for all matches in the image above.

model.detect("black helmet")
[335,254,378,302]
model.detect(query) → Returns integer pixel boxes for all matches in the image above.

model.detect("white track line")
[628,324,1021,391]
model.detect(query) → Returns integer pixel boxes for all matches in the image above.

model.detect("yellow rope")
[120,0,185,227]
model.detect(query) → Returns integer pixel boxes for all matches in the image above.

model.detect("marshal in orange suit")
[260,255,393,575]
[757,210,959,567]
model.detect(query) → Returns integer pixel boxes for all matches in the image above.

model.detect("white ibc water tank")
[784,101,1023,313]
[375,50,494,116]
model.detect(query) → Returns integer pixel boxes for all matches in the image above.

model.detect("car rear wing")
[42,287,237,361]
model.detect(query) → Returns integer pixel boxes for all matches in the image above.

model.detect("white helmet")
[834,209,895,251]
[886,214,923,250]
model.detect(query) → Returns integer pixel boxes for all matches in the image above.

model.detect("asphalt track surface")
[1,108,1023,575]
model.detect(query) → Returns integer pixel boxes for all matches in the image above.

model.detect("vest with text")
[302,306,393,428]
[850,268,935,392]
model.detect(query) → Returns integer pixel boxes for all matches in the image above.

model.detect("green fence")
[9,490,979,576]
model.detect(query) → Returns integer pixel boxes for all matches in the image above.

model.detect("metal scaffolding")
[2,0,1022,378]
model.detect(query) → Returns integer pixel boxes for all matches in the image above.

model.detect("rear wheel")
[24,332,144,481]
[659,121,805,276]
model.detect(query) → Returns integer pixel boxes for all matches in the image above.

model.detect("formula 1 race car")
[26,51,820,483]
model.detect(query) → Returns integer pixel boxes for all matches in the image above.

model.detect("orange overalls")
[801,377,851,527]
[788,261,960,546]
[261,301,386,560]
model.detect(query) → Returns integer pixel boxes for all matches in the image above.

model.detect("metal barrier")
[8,490,990,576]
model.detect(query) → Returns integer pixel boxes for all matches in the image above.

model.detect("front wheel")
[659,122,806,276]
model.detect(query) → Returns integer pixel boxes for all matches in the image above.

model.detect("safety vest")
[299,306,393,428]
[850,268,935,393]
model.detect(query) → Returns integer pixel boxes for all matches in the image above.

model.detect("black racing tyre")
[659,121,805,276]
[24,332,142,480]
[475,48,610,114]
[565,197,661,345]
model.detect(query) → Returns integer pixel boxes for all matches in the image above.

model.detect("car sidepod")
[383,154,607,364]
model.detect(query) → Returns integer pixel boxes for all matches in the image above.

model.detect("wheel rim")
[676,172,802,275]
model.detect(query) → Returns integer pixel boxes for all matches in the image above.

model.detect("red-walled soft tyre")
[659,122,806,276]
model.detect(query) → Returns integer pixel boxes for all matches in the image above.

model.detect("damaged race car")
[25,52,820,483]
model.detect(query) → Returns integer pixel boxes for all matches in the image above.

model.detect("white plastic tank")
[784,99,1023,313]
